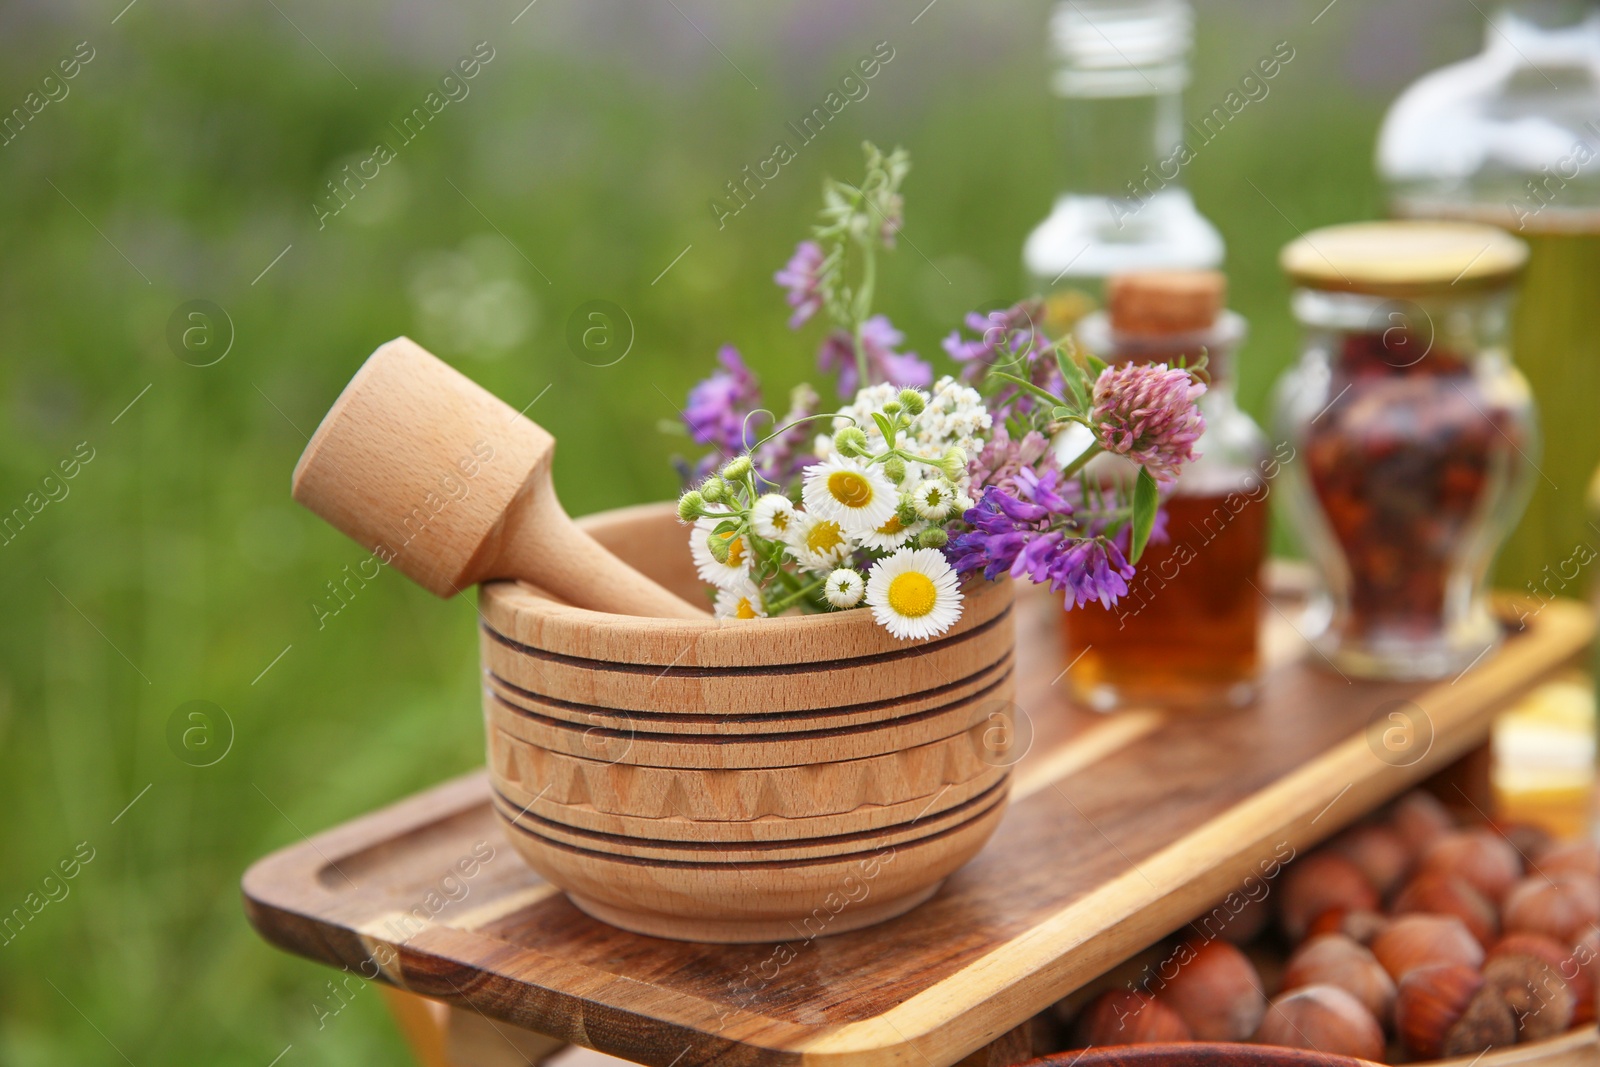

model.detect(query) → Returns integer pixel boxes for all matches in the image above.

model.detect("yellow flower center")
[735,597,758,619]
[827,470,875,509]
[717,530,747,567]
[771,510,791,532]
[877,514,905,536]
[806,520,845,556]
[887,571,937,618]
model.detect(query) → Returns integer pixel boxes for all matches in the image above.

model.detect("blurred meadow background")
[0,1,1499,1063]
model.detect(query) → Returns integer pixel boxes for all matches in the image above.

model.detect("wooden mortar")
[479,501,1018,943]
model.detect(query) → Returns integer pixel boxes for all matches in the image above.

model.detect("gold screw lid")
[1280,220,1528,297]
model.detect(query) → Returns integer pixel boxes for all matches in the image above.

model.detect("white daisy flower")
[714,579,767,620]
[865,547,963,641]
[911,479,958,521]
[750,494,797,540]
[855,510,926,552]
[689,514,753,589]
[823,568,865,609]
[786,510,853,572]
[801,456,898,536]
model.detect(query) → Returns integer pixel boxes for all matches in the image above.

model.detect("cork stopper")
[1107,270,1225,336]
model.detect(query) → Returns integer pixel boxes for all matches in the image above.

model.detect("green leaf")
[712,519,741,537]
[871,410,898,444]
[1055,345,1090,409]
[988,371,1065,409]
[1084,352,1109,378]
[1129,467,1159,565]
[1051,406,1076,422]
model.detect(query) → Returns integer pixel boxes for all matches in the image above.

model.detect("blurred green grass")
[0,2,1487,1063]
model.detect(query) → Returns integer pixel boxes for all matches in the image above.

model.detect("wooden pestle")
[291,337,708,619]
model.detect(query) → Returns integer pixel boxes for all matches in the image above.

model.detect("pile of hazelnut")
[1050,791,1599,1064]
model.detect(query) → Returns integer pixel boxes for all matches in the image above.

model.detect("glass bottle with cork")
[1060,270,1271,711]
[1023,0,1224,296]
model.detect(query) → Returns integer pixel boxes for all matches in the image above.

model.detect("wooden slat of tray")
[242,585,1593,1067]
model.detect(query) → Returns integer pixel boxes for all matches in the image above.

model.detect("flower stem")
[1059,442,1104,480]
[768,576,825,614]
[851,238,877,388]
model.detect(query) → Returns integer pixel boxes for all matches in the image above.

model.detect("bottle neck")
[1049,0,1194,198]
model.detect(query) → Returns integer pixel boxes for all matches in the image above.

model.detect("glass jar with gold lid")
[1272,221,1537,680]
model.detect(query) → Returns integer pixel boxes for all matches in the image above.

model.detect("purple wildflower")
[684,345,761,454]
[774,240,826,329]
[817,315,933,397]
[942,298,1061,418]
[1089,362,1206,483]
[943,299,1049,377]
[949,469,1136,611]
[967,423,1051,497]
[752,383,819,486]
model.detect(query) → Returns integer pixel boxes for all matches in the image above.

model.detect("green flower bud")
[721,456,753,481]
[700,477,728,504]
[918,528,949,549]
[897,501,919,526]
[677,490,705,522]
[897,389,927,416]
[938,447,968,481]
[834,426,870,458]
[706,532,731,564]
[883,455,907,484]
[882,400,902,416]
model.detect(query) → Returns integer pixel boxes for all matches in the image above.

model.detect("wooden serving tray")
[242,580,1593,1067]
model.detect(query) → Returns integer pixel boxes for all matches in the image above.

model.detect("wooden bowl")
[491,753,1010,840]
[494,783,1010,943]
[1027,1046,1380,1067]
[1025,1030,1598,1067]
[488,723,1011,821]
[478,502,1017,942]
[492,775,1008,861]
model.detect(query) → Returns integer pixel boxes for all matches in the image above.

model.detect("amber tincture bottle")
[1061,271,1270,711]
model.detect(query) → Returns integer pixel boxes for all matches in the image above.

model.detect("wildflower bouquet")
[673,144,1207,641]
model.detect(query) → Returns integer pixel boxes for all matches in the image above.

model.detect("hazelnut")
[1331,824,1412,896]
[1306,908,1390,946]
[1392,791,1456,855]
[1488,931,1580,972]
[1503,876,1600,944]
[1501,821,1556,861]
[1160,938,1267,1042]
[1194,890,1272,946]
[1280,852,1381,940]
[1253,984,1385,1063]
[1395,963,1516,1058]
[1483,952,1576,1041]
[1446,984,1518,1056]
[1217,894,1272,946]
[1418,829,1523,904]
[1573,926,1600,1025]
[1073,990,1192,1046]
[1490,932,1596,1023]
[1391,871,1499,946]
[1536,839,1600,881]
[1282,933,1397,1023]
[1371,914,1485,981]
